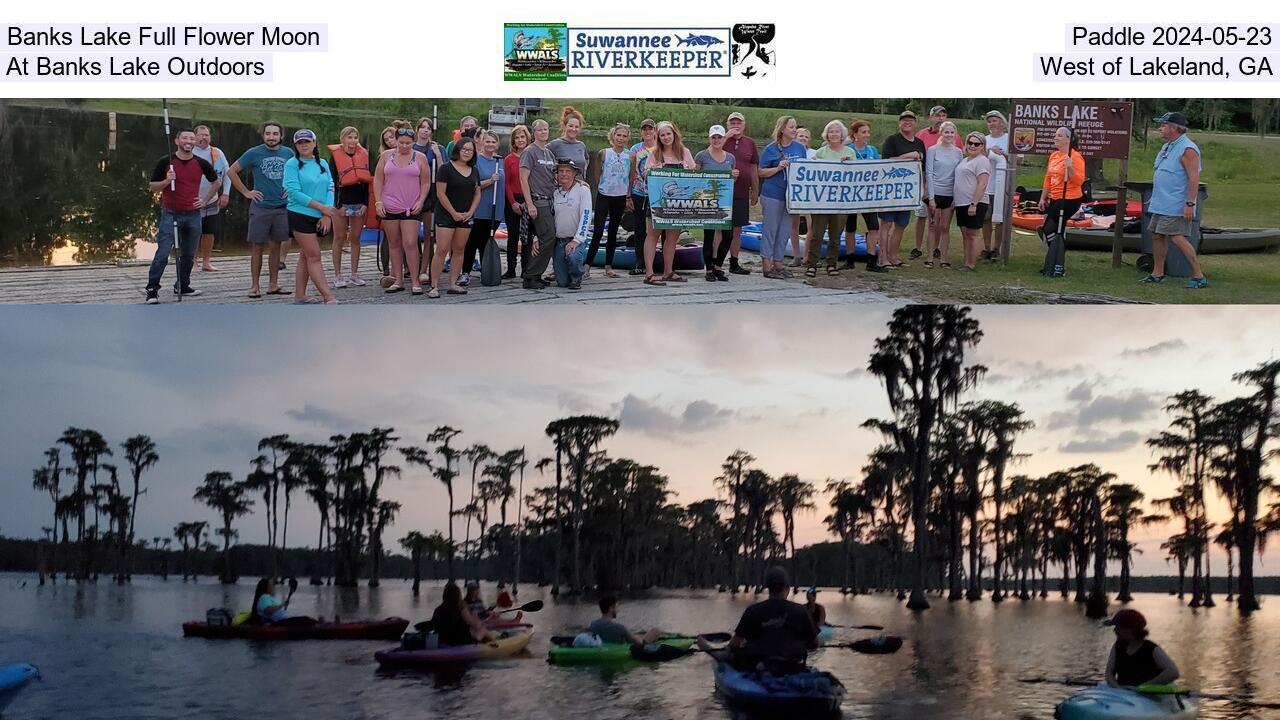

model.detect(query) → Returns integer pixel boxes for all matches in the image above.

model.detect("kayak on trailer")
[1055,684,1198,720]
[374,630,533,668]
[1061,226,1280,254]
[0,663,39,713]
[548,636,696,665]
[713,660,845,715]
[182,617,409,640]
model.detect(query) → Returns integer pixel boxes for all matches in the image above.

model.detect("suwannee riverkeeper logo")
[503,23,774,80]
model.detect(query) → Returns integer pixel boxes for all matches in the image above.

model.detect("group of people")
[143,104,1209,302]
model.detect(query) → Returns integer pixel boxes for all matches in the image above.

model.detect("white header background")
[4,1,1278,96]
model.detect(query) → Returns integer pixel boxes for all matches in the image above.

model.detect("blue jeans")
[760,196,791,262]
[148,209,202,291]
[553,238,589,287]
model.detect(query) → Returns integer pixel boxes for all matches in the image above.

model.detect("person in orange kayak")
[430,582,497,646]
[1103,609,1180,688]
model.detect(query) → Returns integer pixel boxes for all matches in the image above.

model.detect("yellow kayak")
[375,630,532,667]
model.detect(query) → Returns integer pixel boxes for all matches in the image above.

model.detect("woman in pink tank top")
[373,127,430,294]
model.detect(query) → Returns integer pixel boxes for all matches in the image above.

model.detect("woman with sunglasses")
[283,129,339,303]
[459,129,504,287]
[373,126,431,294]
[587,123,634,279]
[925,121,963,268]
[429,137,481,297]
[954,132,993,271]
[502,124,532,279]
[1038,126,1085,278]
[641,120,696,286]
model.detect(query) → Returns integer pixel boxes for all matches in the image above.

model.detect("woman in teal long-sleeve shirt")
[284,128,339,303]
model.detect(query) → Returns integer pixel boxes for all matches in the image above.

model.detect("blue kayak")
[740,222,868,259]
[713,660,845,715]
[817,624,836,643]
[0,663,39,713]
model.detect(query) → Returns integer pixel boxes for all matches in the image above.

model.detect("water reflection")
[1,575,1277,719]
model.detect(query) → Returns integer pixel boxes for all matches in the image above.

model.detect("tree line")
[24,307,1280,614]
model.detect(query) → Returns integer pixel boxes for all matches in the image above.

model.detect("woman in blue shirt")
[845,119,886,272]
[283,129,338,304]
[757,115,807,279]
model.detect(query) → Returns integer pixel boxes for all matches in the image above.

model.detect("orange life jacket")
[327,144,373,187]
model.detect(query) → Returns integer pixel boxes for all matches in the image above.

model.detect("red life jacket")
[327,143,373,187]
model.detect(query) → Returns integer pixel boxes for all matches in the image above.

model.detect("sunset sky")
[2,305,1276,576]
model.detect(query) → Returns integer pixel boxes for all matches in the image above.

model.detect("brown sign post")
[1008,100,1135,268]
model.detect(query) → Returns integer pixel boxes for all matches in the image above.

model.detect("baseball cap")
[984,110,1008,125]
[899,110,917,120]
[293,128,317,143]
[727,111,746,122]
[555,157,581,172]
[708,124,726,137]
[930,105,947,115]
[1153,111,1189,128]
[1102,609,1147,632]
[640,118,656,129]
[764,566,790,591]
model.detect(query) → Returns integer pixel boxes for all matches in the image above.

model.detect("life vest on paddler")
[328,144,373,187]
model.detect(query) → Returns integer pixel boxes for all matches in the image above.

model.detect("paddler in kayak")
[585,596,665,647]
[249,578,317,626]
[430,582,498,646]
[697,566,818,670]
[495,582,514,609]
[803,588,827,627]
[464,581,492,619]
[1103,609,1180,688]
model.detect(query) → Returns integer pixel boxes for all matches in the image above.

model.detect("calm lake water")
[1,574,1277,719]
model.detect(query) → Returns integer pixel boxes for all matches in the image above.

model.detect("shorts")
[731,196,750,228]
[955,203,989,230]
[247,205,289,244]
[340,204,367,218]
[879,210,912,227]
[382,211,415,221]
[201,212,222,235]
[846,212,880,233]
[288,210,321,235]
[436,214,473,229]
[1151,214,1192,237]
[631,194,649,219]
[932,195,954,210]
[915,201,930,218]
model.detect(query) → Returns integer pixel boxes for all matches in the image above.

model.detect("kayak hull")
[588,246,704,271]
[548,636,696,665]
[375,630,532,667]
[739,223,869,259]
[0,663,39,713]
[817,625,836,643]
[713,661,845,715]
[182,617,409,640]
[1055,685,1198,720]
[1062,227,1280,254]
[483,612,526,630]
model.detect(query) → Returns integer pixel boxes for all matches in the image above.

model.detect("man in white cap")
[723,111,760,275]
[1144,111,1207,289]
[550,158,593,290]
[982,110,1010,261]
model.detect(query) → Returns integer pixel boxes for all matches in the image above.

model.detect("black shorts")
[846,212,880,234]
[932,195,955,210]
[201,213,222,235]
[955,203,989,230]
[288,211,321,235]
[632,193,650,220]
[732,197,750,228]
[436,214,473,229]
[382,211,415,221]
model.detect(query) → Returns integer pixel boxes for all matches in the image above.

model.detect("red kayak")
[183,617,409,640]
[483,612,527,630]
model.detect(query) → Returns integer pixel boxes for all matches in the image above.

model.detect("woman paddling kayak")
[1104,609,1180,689]
[429,582,498,645]
[250,578,317,626]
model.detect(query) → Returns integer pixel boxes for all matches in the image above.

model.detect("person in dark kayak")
[430,582,497,646]
[698,566,818,670]
[588,596,664,647]
[249,578,316,626]
[464,581,491,619]
[1103,609,1180,688]
[803,588,827,627]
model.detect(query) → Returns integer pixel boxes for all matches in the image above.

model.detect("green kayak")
[548,636,696,665]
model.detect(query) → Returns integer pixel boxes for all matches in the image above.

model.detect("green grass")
[809,225,1280,304]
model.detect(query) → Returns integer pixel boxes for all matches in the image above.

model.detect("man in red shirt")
[146,127,219,304]
[723,111,760,275]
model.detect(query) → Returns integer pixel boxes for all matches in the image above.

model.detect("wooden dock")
[0,247,893,305]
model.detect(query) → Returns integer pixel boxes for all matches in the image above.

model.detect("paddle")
[1018,677,1280,711]
[825,623,885,631]
[413,599,544,633]
[695,633,904,656]
[283,577,299,608]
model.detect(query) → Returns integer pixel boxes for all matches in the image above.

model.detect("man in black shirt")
[699,566,818,670]
[878,111,928,269]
